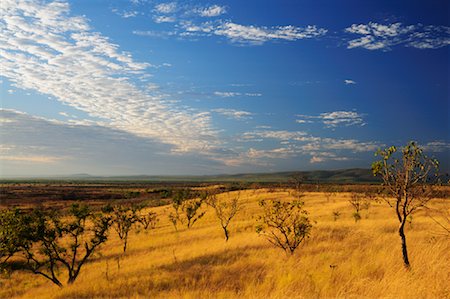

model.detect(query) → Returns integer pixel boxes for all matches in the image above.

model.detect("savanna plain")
[0,183,449,299]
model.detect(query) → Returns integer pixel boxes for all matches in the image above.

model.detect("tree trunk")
[399,221,410,268]
[223,226,229,241]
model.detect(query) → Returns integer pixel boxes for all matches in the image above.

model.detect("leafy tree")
[372,141,439,268]
[206,192,241,241]
[23,204,112,287]
[256,199,312,255]
[107,205,141,253]
[169,189,205,229]
[0,208,33,269]
[138,210,159,230]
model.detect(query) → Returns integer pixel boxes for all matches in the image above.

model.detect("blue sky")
[0,0,449,176]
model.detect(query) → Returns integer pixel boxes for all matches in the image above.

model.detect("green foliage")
[22,204,112,287]
[108,205,141,253]
[138,211,159,230]
[169,189,206,229]
[371,141,440,268]
[256,199,312,255]
[206,192,241,241]
[0,208,33,269]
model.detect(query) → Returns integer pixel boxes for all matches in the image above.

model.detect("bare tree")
[324,187,336,202]
[290,174,307,201]
[206,192,241,241]
[256,199,312,255]
[372,141,439,268]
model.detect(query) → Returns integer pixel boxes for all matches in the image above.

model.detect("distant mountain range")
[1,168,380,183]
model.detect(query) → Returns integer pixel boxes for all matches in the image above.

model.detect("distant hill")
[1,168,379,183]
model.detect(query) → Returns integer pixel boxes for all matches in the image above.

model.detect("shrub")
[256,199,312,255]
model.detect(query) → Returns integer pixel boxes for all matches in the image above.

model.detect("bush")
[256,199,312,255]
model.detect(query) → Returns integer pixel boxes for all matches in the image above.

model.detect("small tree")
[23,204,112,287]
[206,192,241,241]
[169,189,205,229]
[138,211,159,230]
[324,187,336,202]
[348,193,369,222]
[290,174,307,200]
[372,141,439,268]
[332,210,341,221]
[108,205,141,253]
[256,199,312,255]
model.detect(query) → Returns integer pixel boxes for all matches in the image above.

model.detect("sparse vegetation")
[348,193,370,222]
[206,192,242,241]
[169,189,206,230]
[332,210,341,221]
[0,182,448,298]
[256,199,312,255]
[21,204,112,287]
[372,141,440,268]
[106,205,141,253]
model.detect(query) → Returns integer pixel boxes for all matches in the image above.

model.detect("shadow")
[104,245,267,296]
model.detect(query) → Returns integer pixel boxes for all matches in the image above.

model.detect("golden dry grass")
[1,190,449,298]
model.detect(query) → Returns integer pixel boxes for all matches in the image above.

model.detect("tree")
[107,205,141,253]
[206,192,241,241]
[138,210,159,230]
[324,188,336,202]
[23,204,112,287]
[0,208,33,269]
[256,199,312,255]
[348,193,370,222]
[169,189,205,230]
[290,174,307,200]
[372,141,439,268]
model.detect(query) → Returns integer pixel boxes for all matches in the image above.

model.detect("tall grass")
[1,190,449,298]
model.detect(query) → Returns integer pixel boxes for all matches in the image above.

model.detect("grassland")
[1,189,449,298]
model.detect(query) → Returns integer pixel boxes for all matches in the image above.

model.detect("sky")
[0,0,449,177]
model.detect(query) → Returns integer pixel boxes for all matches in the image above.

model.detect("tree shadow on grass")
[79,245,268,298]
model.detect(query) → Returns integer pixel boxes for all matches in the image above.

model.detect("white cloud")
[154,2,177,14]
[344,79,356,85]
[212,108,253,120]
[320,111,365,128]
[423,141,450,152]
[296,110,366,128]
[214,91,241,97]
[213,91,262,98]
[181,21,327,45]
[0,0,218,153]
[346,22,450,50]
[112,8,139,18]
[154,15,176,23]
[1,155,64,163]
[309,152,349,164]
[296,119,313,124]
[236,128,380,165]
[196,5,227,17]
